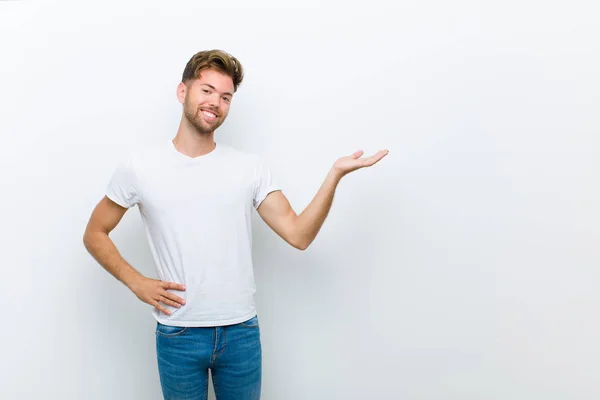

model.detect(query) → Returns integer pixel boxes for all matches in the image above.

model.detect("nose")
[208,92,221,108]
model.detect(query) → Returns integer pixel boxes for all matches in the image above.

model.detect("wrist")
[329,167,345,182]
[122,270,144,291]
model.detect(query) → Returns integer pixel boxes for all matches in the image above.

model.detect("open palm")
[333,149,389,176]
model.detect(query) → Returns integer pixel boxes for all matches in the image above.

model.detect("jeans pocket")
[240,315,259,328]
[156,322,188,337]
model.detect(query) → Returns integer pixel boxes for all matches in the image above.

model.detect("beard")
[183,100,226,135]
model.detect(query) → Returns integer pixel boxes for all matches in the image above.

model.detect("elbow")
[82,227,106,251]
[290,221,310,250]
[82,231,93,251]
[293,237,310,251]
[82,225,95,249]
[82,228,90,247]
[296,243,309,251]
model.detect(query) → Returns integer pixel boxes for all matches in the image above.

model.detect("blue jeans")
[155,315,262,400]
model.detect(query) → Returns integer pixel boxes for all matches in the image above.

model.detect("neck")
[173,117,216,158]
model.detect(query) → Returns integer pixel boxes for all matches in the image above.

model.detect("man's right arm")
[83,196,186,315]
[83,196,144,289]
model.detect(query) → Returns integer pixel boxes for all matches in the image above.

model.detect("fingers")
[151,300,172,316]
[162,281,186,291]
[154,281,187,315]
[161,290,186,306]
[151,293,185,316]
[372,149,389,159]
[159,294,184,308]
[364,149,389,166]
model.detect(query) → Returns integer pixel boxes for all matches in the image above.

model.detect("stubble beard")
[183,100,225,136]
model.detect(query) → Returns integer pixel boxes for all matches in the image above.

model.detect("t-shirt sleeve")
[253,156,280,209]
[105,158,140,208]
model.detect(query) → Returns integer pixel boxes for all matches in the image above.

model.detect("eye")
[202,89,210,94]
[223,97,231,103]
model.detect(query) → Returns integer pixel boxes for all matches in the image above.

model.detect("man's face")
[181,68,234,135]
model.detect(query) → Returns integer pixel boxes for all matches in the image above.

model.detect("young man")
[83,49,388,400]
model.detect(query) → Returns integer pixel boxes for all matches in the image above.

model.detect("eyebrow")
[200,84,233,97]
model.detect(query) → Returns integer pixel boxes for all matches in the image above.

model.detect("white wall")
[1,1,599,399]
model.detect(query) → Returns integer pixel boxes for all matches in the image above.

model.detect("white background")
[1,1,599,399]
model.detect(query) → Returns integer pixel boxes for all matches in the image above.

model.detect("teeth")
[202,111,216,118]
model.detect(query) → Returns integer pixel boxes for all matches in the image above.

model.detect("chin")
[193,118,223,134]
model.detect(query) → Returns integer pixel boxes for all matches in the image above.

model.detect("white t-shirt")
[106,140,280,327]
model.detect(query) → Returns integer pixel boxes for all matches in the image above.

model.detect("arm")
[257,149,389,250]
[257,169,342,250]
[83,196,144,288]
[83,196,186,315]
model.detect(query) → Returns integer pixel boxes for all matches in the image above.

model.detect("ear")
[176,82,187,105]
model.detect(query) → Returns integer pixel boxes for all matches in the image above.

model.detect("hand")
[129,277,186,316]
[332,149,389,177]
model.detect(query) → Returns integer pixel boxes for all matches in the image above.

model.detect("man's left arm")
[257,149,389,250]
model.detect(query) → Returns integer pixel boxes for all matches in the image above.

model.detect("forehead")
[193,68,234,93]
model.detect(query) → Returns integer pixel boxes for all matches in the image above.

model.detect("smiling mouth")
[201,110,218,121]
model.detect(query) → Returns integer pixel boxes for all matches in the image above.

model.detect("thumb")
[351,150,364,159]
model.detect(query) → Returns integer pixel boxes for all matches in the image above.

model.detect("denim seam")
[240,316,259,328]
[155,327,188,337]
[211,327,219,366]
[204,375,208,400]
[213,327,227,363]
[213,371,220,399]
